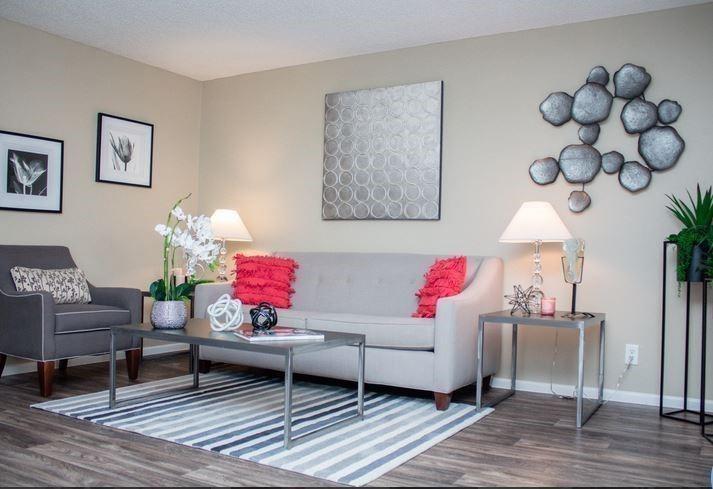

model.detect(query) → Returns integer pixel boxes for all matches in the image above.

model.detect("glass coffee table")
[109,319,366,449]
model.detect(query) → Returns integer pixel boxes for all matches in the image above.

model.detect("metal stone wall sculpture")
[533,63,685,213]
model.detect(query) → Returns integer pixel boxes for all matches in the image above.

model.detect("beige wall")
[199,4,713,399]
[0,19,202,370]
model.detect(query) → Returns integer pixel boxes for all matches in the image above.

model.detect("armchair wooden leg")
[482,374,492,392]
[0,354,6,378]
[38,361,55,397]
[198,360,212,374]
[433,391,452,411]
[58,359,68,371]
[125,349,140,381]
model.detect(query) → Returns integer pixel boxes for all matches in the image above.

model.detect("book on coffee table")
[234,326,325,342]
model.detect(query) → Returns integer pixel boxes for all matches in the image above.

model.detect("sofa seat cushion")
[307,313,435,351]
[54,304,131,334]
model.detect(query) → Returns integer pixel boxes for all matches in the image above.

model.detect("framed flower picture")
[95,113,154,188]
[0,130,64,213]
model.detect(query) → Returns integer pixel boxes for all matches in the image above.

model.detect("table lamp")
[499,201,572,313]
[210,209,253,281]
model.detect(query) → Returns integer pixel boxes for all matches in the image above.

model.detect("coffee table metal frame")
[109,320,366,449]
[476,310,606,429]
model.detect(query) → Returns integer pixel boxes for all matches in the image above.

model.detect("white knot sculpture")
[207,294,244,331]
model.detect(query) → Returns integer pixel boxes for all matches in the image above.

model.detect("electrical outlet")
[625,344,639,365]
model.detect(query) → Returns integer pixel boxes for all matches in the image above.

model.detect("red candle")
[541,297,556,316]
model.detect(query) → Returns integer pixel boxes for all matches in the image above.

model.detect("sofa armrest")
[0,289,57,360]
[89,286,142,323]
[194,282,233,319]
[433,257,503,393]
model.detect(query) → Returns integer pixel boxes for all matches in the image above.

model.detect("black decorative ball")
[249,302,278,332]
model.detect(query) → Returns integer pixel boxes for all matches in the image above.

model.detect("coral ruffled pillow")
[413,256,467,318]
[232,254,299,309]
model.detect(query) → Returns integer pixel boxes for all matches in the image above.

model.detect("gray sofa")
[194,252,503,410]
[0,245,141,396]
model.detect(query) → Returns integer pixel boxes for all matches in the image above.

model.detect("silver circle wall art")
[533,63,685,213]
[322,81,443,220]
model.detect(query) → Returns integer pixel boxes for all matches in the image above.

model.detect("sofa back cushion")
[0,245,78,292]
[274,252,481,317]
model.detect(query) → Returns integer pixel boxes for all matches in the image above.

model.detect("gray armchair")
[0,245,141,396]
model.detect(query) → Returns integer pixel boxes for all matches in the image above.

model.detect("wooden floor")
[0,353,711,487]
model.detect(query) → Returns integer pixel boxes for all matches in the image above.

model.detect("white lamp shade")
[499,201,572,243]
[210,209,253,241]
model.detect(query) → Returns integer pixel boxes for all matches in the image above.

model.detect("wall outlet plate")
[625,344,639,366]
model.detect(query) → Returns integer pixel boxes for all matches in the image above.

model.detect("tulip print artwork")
[7,150,48,196]
[96,113,154,188]
[0,130,63,213]
[109,132,135,172]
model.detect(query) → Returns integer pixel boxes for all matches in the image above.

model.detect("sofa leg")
[198,360,212,374]
[0,354,6,378]
[125,349,140,381]
[433,392,452,411]
[38,361,55,397]
[482,375,492,392]
[58,359,68,371]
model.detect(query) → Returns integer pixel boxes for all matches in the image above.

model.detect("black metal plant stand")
[659,240,712,445]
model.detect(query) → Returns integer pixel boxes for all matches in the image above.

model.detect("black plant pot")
[685,243,709,283]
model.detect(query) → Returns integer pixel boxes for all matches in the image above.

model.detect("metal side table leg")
[511,324,518,393]
[477,319,517,410]
[284,350,294,449]
[576,326,585,428]
[598,320,606,404]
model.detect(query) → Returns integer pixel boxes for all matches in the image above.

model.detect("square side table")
[476,310,606,428]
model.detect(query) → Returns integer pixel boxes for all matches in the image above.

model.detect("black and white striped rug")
[33,371,492,486]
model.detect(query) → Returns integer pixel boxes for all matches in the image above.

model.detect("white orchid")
[154,224,171,237]
[152,193,221,296]
[171,206,186,221]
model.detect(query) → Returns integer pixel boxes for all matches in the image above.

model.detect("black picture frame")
[0,129,64,214]
[95,112,154,188]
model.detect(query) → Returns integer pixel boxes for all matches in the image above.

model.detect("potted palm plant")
[150,193,221,329]
[666,184,713,283]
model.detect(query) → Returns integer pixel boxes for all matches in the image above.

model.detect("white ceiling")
[0,0,706,81]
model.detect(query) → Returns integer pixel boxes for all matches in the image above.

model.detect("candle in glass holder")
[541,297,556,316]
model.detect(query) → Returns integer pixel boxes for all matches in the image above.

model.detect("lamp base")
[530,240,544,314]
[217,238,229,282]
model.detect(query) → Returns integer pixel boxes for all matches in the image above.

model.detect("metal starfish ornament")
[505,284,536,315]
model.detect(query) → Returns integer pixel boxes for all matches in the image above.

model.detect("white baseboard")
[4,348,710,411]
[2,343,189,377]
[491,376,713,411]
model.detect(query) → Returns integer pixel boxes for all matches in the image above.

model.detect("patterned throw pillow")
[413,256,467,318]
[10,267,92,304]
